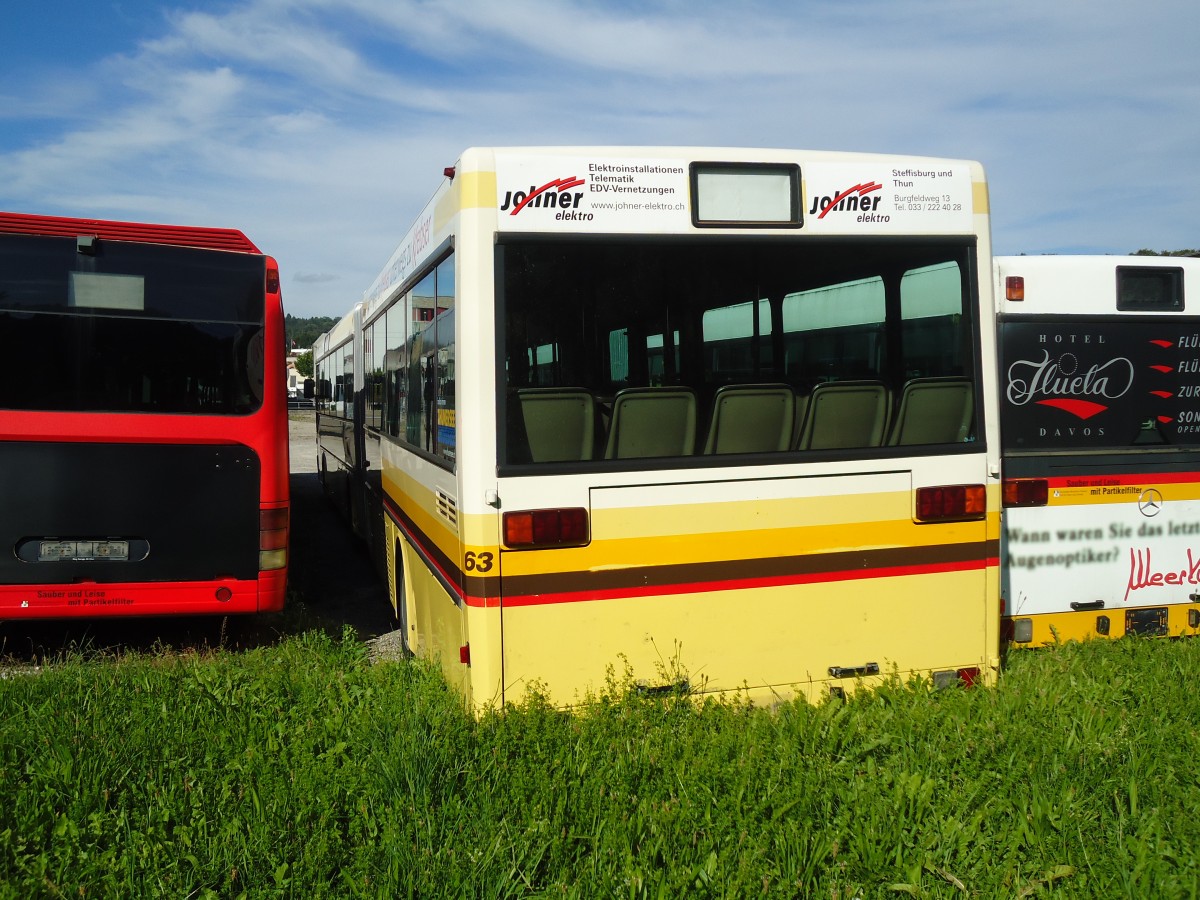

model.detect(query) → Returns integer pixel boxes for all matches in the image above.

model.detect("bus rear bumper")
[0,574,287,619]
[1004,602,1200,646]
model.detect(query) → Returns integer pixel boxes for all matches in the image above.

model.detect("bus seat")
[792,391,810,450]
[795,381,891,450]
[605,387,697,459]
[703,384,795,454]
[888,377,974,446]
[518,388,596,462]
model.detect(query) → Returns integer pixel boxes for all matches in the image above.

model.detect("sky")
[2,0,1197,318]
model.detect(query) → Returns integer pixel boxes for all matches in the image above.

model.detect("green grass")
[2,633,1200,898]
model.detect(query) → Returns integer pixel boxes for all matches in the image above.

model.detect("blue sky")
[2,0,1197,318]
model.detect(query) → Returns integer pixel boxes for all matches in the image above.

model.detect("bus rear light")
[1005,275,1024,301]
[932,667,980,689]
[1002,478,1048,508]
[265,260,280,294]
[216,586,233,602]
[503,508,589,548]
[915,484,986,522]
[260,550,287,570]
[259,507,289,571]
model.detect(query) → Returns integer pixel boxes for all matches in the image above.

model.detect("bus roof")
[0,210,261,254]
[996,254,1200,316]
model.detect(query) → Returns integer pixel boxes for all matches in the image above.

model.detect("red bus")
[0,211,289,618]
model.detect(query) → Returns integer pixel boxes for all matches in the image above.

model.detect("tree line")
[285,315,334,380]
[285,315,336,354]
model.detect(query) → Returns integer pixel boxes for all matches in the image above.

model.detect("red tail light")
[503,508,589,548]
[1002,478,1048,508]
[259,506,289,570]
[934,666,981,689]
[265,258,281,294]
[915,484,986,522]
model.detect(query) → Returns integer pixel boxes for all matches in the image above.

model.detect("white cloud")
[1,0,1197,316]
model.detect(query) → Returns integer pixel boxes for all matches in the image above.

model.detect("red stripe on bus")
[386,497,468,606]
[468,556,998,609]
[1046,471,1200,488]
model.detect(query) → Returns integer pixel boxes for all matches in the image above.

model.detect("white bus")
[316,146,1001,710]
[997,254,1200,644]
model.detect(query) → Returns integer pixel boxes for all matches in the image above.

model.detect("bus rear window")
[1117,266,1184,312]
[500,237,979,466]
[0,233,266,415]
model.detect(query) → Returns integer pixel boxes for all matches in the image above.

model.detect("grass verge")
[2,632,1199,897]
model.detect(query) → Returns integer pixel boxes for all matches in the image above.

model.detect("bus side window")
[899,262,967,379]
[781,278,886,385]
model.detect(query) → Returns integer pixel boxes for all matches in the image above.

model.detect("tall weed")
[3,634,1200,897]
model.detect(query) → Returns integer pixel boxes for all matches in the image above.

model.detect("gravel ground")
[285,411,395,641]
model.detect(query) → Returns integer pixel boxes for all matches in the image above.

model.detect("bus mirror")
[303,378,315,400]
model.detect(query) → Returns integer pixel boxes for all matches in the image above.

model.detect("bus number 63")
[464,551,494,573]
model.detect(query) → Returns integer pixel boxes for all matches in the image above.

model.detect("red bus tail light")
[265,258,281,295]
[503,508,589,549]
[260,506,289,570]
[1002,478,1048,508]
[933,666,980,689]
[915,484,986,522]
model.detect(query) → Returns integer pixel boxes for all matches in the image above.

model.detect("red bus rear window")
[0,233,266,415]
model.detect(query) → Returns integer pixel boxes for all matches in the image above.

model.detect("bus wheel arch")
[389,531,415,657]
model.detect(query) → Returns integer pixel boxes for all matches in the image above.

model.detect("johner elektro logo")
[500,177,587,215]
[808,182,884,220]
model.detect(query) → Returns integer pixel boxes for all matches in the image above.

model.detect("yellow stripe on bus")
[1046,485,1200,507]
[972,180,989,214]
[384,463,996,576]
[437,169,498,233]
[498,518,994,575]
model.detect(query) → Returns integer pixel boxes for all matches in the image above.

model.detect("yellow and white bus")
[316,147,1001,710]
[997,254,1200,645]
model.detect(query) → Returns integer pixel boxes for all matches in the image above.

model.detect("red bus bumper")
[0,569,286,619]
